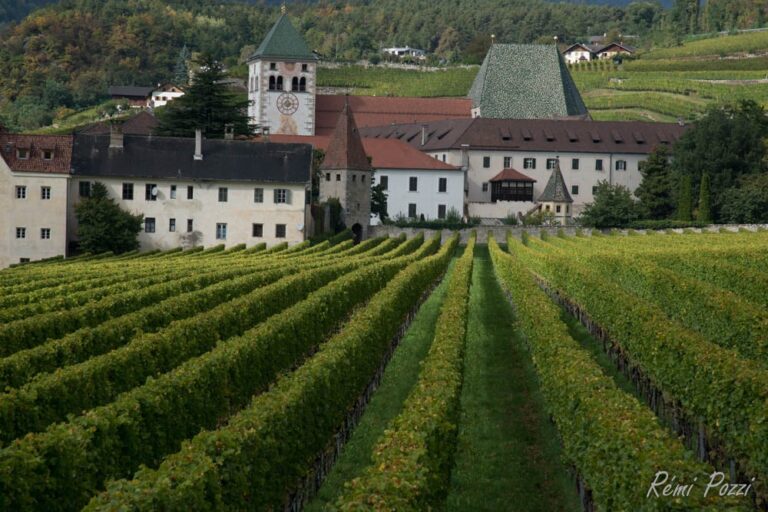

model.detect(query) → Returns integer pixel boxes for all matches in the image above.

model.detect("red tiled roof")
[0,133,72,174]
[315,95,472,136]
[490,168,536,182]
[321,100,371,171]
[266,135,458,171]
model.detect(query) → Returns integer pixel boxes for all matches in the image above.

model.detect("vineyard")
[0,230,766,510]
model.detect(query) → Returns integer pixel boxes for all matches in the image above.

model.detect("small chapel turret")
[538,158,574,225]
[247,11,318,135]
[319,100,372,241]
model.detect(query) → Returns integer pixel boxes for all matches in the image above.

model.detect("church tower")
[320,100,372,241]
[247,10,318,135]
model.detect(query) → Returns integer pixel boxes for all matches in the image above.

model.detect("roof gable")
[469,44,589,119]
[251,14,317,62]
[538,160,573,203]
[490,168,535,182]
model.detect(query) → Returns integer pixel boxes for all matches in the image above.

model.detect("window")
[325,173,331,181]
[442,154,447,163]
[41,186,51,200]
[482,182,489,192]
[546,158,557,170]
[276,76,284,91]
[187,185,194,200]
[122,183,133,200]
[572,158,580,170]
[43,150,53,160]
[254,188,264,203]
[299,77,306,92]
[216,223,227,240]
[545,205,551,212]
[491,180,534,202]
[595,159,604,171]
[15,186,26,199]
[144,218,156,233]
[571,185,579,195]
[408,203,417,218]
[483,156,491,168]
[16,148,28,160]
[438,204,447,219]
[269,76,276,90]
[292,77,299,91]
[19,258,30,263]
[170,185,177,199]
[301,63,308,72]
[523,158,536,169]
[274,188,289,204]
[218,187,228,202]
[379,176,388,190]
[146,184,157,201]
[187,219,194,232]
[79,181,91,198]
[252,223,263,237]
[169,218,176,232]
[556,205,562,213]
[616,160,627,171]
[275,224,286,238]
[409,177,418,192]
[270,62,277,70]
[336,174,341,181]
[15,227,26,239]
[503,156,512,168]
[361,175,366,183]
[352,174,357,182]
[41,228,51,240]
[592,186,598,195]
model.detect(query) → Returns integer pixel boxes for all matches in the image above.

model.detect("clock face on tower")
[276,93,300,115]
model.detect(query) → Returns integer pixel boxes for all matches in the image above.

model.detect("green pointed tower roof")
[250,14,317,62]
[538,160,573,203]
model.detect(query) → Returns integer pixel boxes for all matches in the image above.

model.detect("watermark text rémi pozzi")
[647,471,756,499]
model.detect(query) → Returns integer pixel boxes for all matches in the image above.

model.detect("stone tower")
[247,13,318,135]
[319,100,372,241]
[538,158,574,224]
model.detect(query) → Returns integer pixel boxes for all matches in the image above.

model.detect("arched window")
[299,77,307,92]
[276,76,284,91]
[291,77,299,91]
[268,76,276,91]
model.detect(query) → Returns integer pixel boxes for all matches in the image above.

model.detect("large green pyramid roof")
[469,44,588,119]
[250,14,317,61]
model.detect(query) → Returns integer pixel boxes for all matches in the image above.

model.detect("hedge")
[0,236,442,511]
[82,234,457,512]
[491,236,746,511]
[335,233,475,510]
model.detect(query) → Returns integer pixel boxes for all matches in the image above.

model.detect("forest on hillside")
[0,0,766,131]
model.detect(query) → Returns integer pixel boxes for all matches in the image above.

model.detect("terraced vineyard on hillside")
[0,230,766,510]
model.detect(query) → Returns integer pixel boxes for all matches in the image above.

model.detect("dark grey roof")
[468,44,589,119]
[108,86,154,98]
[538,160,572,203]
[71,134,311,184]
[359,118,687,155]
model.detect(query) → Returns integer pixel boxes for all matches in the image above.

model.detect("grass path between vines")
[446,246,580,512]
[305,252,461,511]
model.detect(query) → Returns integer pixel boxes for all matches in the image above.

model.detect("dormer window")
[43,150,53,160]
[17,148,29,160]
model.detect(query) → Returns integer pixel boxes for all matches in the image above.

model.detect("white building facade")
[374,168,464,221]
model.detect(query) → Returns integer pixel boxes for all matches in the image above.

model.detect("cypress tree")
[677,174,693,221]
[697,173,712,223]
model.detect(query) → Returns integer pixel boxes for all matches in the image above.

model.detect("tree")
[720,173,768,224]
[174,44,191,85]
[75,182,143,255]
[156,55,253,138]
[371,183,388,220]
[696,172,712,222]
[463,34,491,64]
[677,174,693,221]
[635,145,676,219]
[579,181,641,228]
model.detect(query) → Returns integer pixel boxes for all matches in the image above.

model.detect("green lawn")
[445,246,580,512]
[305,253,460,511]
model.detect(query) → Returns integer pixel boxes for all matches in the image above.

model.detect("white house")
[361,118,686,219]
[382,46,426,60]
[0,132,72,268]
[66,128,313,252]
[563,42,635,64]
[562,43,595,64]
[150,84,185,108]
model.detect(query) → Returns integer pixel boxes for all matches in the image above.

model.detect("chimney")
[109,122,124,149]
[420,124,427,146]
[194,129,203,161]
[225,124,234,140]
